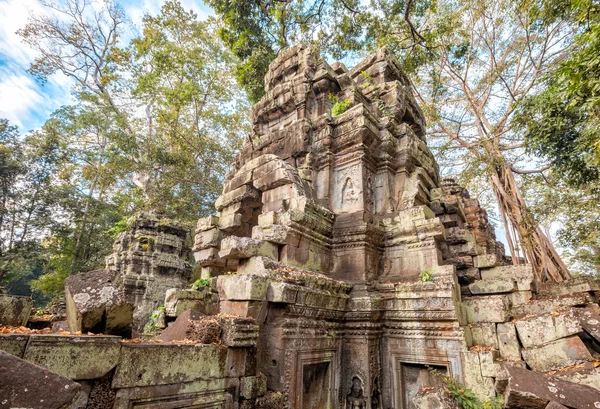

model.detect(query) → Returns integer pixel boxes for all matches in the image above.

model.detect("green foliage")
[517,0,600,186]
[191,278,211,290]
[419,269,433,282]
[429,368,503,409]
[329,95,353,116]
[144,306,165,334]
[10,0,249,303]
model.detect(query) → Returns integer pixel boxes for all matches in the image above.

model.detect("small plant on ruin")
[191,278,211,290]
[419,269,433,282]
[428,368,503,409]
[144,306,165,335]
[359,70,374,88]
[329,94,352,116]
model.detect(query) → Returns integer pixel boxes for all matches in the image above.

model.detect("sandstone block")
[468,277,516,295]
[497,365,600,409]
[164,288,219,317]
[218,212,243,233]
[219,236,278,260]
[521,336,592,372]
[196,215,219,232]
[497,322,521,360]
[471,323,499,349]
[157,310,222,344]
[215,184,261,211]
[258,211,279,226]
[113,344,227,388]
[194,228,223,250]
[252,224,290,244]
[23,334,121,380]
[515,309,581,348]
[0,294,33,326]
[508,290,532,307]
[512,293,594,317]
[193,247,226,267]
[240,374,267,399]
[474,254,499,268]
[463,295,510,323]
[266,281,299,303]
[237,256,281,274]
[217,274,269,301]
[220,316,259,347]
[479,349,501,377]
[0,350,81,409]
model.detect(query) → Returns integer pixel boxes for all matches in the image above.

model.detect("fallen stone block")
[512,293,594,317]
[65,269,132,335]
[0,294,33,326]
[220,316,260,347]
[463,295,510,323]
[193,247,226,267]
[515,309,581,348]
[551,363,600,391]
[576,308,600,344]
[521,336,592,372]
[546,402,569,409]
[215,184,261,211]
[0,350,81,409]
[538,277,600,297]
[497,365,600,409]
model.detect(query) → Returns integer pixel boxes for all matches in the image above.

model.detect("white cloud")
[0,68,44,129]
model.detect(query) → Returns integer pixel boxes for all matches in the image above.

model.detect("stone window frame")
[293,349,339,409]
[390,347,462,409]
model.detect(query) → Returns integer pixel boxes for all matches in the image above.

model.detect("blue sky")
[0,0,213,133]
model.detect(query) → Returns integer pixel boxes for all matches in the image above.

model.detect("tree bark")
[489,161,571,282]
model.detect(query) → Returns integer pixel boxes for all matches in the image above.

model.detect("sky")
[0,0,213,133]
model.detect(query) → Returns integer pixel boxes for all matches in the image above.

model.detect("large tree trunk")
[489,161,571,282]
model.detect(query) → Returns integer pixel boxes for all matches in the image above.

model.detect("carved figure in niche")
[346,376,367,409]
[371,376,381,409]
[366,175,374,211]
[342,177,360,204]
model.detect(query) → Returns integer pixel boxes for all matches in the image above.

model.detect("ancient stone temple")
[3,45,600,409]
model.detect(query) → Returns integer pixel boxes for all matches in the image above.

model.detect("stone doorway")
[302,361,331,409]
[399,363,447,409]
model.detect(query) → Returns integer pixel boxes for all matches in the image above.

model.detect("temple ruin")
[2,45,600,409]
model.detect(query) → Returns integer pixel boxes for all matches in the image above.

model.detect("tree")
[15,0,249,297]
[516,0,599,186]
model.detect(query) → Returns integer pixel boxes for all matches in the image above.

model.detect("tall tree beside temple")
[209,0,579,282]
[8,0,249,297]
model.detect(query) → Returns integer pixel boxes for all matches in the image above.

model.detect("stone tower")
[192,45,516,408]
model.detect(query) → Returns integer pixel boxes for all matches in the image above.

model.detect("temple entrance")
[302,361,332,409]
[399,363,447,409]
